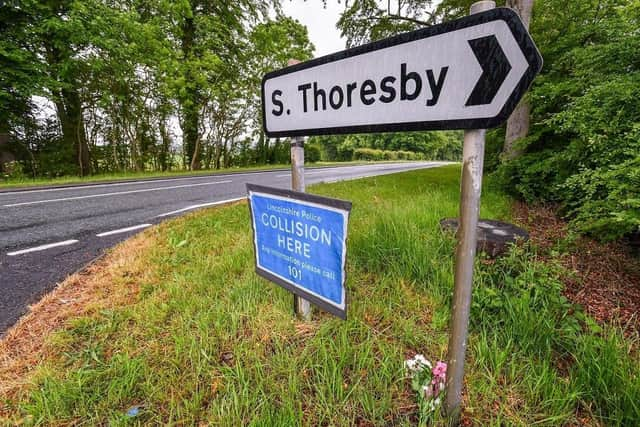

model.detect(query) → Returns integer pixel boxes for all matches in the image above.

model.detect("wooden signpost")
[256,3,541,423]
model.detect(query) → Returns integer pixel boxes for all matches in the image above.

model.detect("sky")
[281,1,347,57]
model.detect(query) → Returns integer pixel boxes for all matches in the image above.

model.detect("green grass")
[0,161,374,190]
[3,166,638,425]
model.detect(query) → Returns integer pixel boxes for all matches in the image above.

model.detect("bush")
[382,150,397,160]
[337,145,354,161]
[563,156,640,241]
[353,148,423,161]
[473,245,640,424]
[304,144,321,163]
[396,150,423,160]
[1,160,26,180]
[271,141,290,165]
[353,148,384,161]
[494,1,640,241]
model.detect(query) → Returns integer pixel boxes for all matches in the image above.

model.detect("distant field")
[1,166,637,425]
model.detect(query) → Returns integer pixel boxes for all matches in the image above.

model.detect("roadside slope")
[1,166,637,425]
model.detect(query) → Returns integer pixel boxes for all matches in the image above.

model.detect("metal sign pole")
[290,135,312,320]
[288,58,312,321]
[445,1,494,423]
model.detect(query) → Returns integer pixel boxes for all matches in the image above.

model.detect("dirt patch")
[0,231,156,404]
[513,202,640,334]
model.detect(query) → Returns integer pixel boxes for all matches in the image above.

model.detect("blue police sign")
[246,184,352,319]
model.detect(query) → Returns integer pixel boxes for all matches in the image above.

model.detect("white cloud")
[281,0,347,58]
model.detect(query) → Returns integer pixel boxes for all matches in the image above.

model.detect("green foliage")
[304,143,321,163]
[353,148,387,161]
[308,131,462,162]
[1,161,25,180]
[495,0,640,241]
[336,0,478,48]
[562,156,640,240]
[0,1,46,133]
[352,148,426,161]
[483,127,506,173]
[472,245,640,424]
[1,0,317,177]
[270,139,291,165]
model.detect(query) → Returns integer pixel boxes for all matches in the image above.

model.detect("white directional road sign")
[261,8,542,137]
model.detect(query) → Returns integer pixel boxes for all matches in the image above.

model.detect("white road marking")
[156,197,246,218]
[276,169,358,178]
[7,240,79,256]
[0,171,289,196]
[274,163,425,178]
[2,180,232,208]
[96,224,152,237]
[1,163,442,197]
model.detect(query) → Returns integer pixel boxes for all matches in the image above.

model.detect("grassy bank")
[1,166,638,425]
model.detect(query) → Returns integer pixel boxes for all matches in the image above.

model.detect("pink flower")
[432,361,447,380]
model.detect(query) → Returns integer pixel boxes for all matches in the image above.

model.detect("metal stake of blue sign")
[288,58,313,321]
[290,135,312,320]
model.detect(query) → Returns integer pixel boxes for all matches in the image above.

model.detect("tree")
[35,0,97,176]
[245,16,314,163]
[4,0,149,176]
[0,1,47,174]
[337,0,434,48]
[502,0,534,160]
[496,0,640,240]
[335,0,487,47]
[162,1,272,170]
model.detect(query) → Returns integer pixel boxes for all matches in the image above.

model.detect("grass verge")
[0,161,376,190]
[1,165,638,425]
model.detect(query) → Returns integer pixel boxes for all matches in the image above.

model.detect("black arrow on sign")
[465,35,512,106]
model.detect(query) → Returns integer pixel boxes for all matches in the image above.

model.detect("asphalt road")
[0,161,448,332]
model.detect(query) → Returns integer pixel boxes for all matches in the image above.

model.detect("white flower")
[405,354,432,375]
[404,359,420,372]
[422,384,433,398]
[414,354,432,369]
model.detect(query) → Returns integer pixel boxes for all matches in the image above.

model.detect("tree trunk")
[179,15,201,170]
[223,139,230,168]
[159,116,171,171]
[503,0,534,161]
[0,130,10,174]
[60,87,91,176]
[190,136,201,171]
[214,141,222,170]
[46,42,91,176]
[257,129,268,164]
[204,142,214,169]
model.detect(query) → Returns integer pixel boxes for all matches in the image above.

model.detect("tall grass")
[3,166,638,425]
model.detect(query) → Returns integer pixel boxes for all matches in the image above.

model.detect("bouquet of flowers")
[405,354,448,417]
